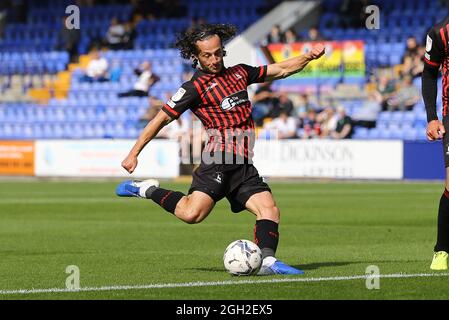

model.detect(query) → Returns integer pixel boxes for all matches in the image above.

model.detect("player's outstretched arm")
[122,110,172,173]
[265,44,325,82]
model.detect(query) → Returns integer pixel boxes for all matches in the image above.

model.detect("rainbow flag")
[265,40,365,78]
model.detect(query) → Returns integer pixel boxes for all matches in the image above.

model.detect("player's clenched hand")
[308,44,325,60]
[122,154,138,174]
[426,120,445,140]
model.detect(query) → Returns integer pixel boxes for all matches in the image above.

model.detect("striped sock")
[146,187,185,214]
[254,219,279,259]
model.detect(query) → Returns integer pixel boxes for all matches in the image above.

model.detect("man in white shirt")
[106,17,126,50]
[260,111,297,139]
[81,49,109,82]
[118,61,160,97]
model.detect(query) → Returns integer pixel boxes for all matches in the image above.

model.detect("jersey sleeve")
[161,81,199,119]
[424,27,445,69]
[239,64,268,85]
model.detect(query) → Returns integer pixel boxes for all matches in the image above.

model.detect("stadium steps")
[28,70,71,102]
[28,87,51,103]
[27,53,92,102]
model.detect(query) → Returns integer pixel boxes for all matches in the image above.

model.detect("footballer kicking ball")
[223,239,262,276]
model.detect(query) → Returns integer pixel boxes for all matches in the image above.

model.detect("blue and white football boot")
[115,179,160,198]
[257,257,305,275]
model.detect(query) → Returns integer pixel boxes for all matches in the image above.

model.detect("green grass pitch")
[0,180,448,300]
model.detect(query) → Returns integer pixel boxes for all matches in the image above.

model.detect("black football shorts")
[188,163,271,213]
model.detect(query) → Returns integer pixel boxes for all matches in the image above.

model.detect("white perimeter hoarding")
[253,140,403,179]
[35,139,180,178]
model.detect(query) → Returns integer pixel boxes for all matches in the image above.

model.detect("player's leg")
[116,179,215,224]
[245,191,280,259]
[226,164,303,275]
[172,191,215,224]
[431,168,449,270]
[431,116,449,270]
[245,191,304,275]
[116,163,225,224]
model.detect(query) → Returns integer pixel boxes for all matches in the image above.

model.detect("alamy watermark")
[65,5,80,30]
[365,265,380,290]
[365,5,380,30]
[65,265,80,290]
[169,120,281,165]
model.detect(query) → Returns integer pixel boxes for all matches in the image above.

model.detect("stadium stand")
[0,0,446,141]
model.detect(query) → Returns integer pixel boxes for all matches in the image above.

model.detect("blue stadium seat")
[353,127,369,139]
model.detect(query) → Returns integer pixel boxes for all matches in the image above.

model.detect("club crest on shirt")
[220,90,249,111]
[205,82,218,92]
[214,172,223,184]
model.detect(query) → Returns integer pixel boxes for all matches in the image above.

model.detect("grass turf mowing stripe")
[1,273,449,295]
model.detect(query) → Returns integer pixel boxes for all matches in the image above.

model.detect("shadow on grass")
[190,259,428,273]
[190,261,356,273]
[294,261,356,270]
[296,259,428,270]
[190,267,227,273]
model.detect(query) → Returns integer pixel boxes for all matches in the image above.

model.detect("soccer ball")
[223,239,262,276]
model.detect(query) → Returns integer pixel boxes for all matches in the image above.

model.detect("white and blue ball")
[223,239,262,276]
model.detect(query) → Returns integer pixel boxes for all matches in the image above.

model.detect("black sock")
[435,189,449,252]
[254,219,279,259]
[145,187,185,214]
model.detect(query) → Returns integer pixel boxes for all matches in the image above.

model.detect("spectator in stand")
[386,76,421,111]
[351,91,382,128]
[122,21,137,50]
[265,25,283,44]
[105,17,126,50]
[376,74,396,111]
[331,106,353,139]
[261,111,297,139]
[402,45,425,79]
[317,106,338,138]
[251,82,277,126]
[56,16,80,63]
[158,115,190,139]
[304,26,325,42]
[270,91,294,118]
[80,48,109,83]
[282,28,299,44]
[298,109,320,139]
[118,61,160,98]
[294,93,321,116]
[138,95,165,128]
[402,36,420,62]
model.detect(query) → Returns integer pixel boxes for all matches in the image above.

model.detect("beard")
[200,61,223,74]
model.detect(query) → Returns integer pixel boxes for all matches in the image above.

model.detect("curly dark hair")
[175,23,237,69]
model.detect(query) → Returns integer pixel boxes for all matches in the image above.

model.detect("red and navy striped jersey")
[424,16,449,116]
[161,64,267,161]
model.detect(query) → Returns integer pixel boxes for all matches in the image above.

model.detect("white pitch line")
[1,272,449,295]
